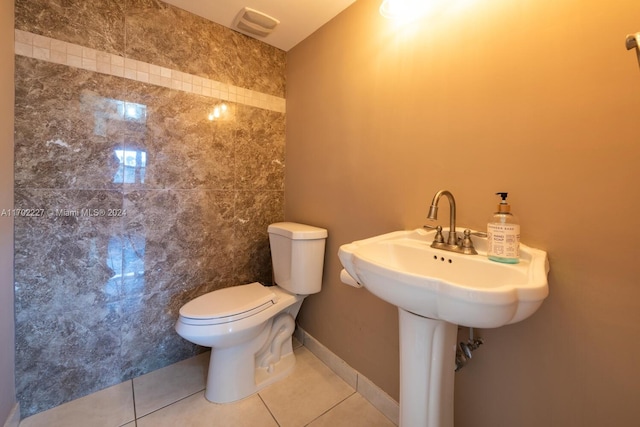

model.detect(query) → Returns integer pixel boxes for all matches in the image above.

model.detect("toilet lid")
[179,282,277,325]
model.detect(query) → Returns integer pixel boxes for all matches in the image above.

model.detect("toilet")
[175,222,328,403]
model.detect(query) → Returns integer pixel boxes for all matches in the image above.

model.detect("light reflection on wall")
[123,102,146,122]
[208,102,230,121]
[113,149,146,184]
[82,93,147,136]
[104,237,123,298]
[81,93,149,184]
[104,235,146,300]
[80,92,150,299]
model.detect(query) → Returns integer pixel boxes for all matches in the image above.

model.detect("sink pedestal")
[399,308,457,427]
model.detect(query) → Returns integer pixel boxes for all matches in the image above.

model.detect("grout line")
[130,379,138,426]
[134,389,205,422]
[257,393,281,427]
[302,391,357,427]
[299,327,399,425]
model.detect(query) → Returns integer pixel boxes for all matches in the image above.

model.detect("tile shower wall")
[14,0,286,417]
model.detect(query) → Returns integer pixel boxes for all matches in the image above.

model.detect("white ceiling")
[162,0,357,51]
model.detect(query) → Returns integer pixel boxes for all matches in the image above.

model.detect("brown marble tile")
[14,0,287,418]
[15,0,126,55]
[125,0,286,97]
[235,105,286,190]
[122,189,236,296]
[13,188,127,416]
[233,190,285,284]
[14,189,124,314]
[122,82,237,190]
[15,57,127,190]
[118,290,203,379]
[15,301,132,417]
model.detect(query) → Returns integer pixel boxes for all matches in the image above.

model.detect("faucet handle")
[461,229,478,255]
[423,224,445,244]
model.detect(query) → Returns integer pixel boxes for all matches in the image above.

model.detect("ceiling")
[162,0,358,51]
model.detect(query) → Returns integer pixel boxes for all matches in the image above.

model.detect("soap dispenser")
[487,192,520,264]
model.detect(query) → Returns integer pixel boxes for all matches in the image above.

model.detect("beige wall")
[0,0,15,423]
[286,0,640,425]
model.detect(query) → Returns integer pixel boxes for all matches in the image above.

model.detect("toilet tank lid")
[268,222,328,240]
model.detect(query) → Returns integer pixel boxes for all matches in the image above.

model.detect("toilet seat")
[179,282,277,326]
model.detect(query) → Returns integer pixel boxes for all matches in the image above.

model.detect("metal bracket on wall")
[625,32,640,68]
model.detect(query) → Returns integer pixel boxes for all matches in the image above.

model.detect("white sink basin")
[338,227,549,328]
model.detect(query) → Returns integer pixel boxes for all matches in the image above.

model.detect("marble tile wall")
[14,0,286,417]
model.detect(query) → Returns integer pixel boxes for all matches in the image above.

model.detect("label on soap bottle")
[487,223,520,259]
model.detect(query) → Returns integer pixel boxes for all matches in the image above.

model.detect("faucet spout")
[426,190,477,255]
[427,190,457,245]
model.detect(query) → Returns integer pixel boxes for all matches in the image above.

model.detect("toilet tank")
[268,222,328,295]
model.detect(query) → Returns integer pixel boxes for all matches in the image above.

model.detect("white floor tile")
[258,346,356,427]
[19,337,398,427]
[19,381,135,427]
[308,394,396,427]
[136,391,278,427]
[133,351,209,417]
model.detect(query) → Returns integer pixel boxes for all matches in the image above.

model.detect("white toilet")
[175,222,328,403]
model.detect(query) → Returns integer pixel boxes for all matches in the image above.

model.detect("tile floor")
[18,340,397,427]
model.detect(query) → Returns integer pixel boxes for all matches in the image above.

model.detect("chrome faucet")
[425,190,477,255]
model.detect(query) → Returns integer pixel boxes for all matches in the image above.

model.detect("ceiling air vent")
[232,7,280,38]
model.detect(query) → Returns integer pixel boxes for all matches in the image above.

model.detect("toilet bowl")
[175,222,327,403]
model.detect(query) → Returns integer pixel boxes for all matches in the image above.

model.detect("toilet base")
[204,335,297,404]
[204,306,302,404]
[254,351,296,393]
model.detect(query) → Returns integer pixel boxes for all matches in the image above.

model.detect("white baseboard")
[3,403,20,427]
[296,327,399,426]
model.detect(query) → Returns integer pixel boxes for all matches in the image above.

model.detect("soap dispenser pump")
[487,192,520,264]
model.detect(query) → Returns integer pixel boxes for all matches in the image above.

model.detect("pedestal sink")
[338,227,549,427]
